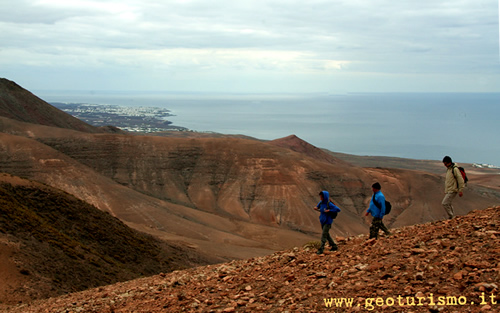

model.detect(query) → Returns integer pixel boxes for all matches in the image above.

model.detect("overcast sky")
[1,0,499,93]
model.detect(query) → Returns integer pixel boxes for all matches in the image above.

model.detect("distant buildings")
[52,103,187,133]
[472,163,500,169]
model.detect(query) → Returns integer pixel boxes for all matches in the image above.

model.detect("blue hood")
[319,190,329,204]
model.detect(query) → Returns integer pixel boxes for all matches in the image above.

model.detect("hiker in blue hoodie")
[313,190,340,254]
[365,182,391,239]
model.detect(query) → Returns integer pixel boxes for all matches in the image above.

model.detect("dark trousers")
[319,223,337,251]
[369,218,390,239]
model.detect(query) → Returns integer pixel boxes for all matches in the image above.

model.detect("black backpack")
[327,200,341,219]
[372,195,392,215]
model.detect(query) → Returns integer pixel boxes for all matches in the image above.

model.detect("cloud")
[0,0,498,92]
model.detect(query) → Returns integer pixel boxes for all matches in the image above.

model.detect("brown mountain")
[5,205,499,313]
[0,173,218,304]
[269,134,354,167]
[0,127,316,259]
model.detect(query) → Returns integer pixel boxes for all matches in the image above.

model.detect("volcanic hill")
[4,205,499,312]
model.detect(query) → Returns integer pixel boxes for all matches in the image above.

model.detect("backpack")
[327,200,341,219]
[372,195,392,215]
[453,166,468,185]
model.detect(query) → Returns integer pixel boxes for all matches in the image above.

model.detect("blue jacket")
[367,190,386,219]
[317,191,341,225]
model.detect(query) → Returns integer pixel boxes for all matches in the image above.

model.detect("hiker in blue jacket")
[365,182,391,239]
[313,190,340,254]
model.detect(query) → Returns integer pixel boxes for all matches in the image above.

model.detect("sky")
[1,0,499,94]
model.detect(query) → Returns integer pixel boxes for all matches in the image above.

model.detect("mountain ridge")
[0,78,113,133]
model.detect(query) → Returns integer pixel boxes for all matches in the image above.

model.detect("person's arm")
[379,194,386,216]
[365,196,373,216]
[314,201,321,211]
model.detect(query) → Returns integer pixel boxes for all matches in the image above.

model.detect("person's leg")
[442,192,457,219]
[324,224,338,250]
[318,223,327,254]
[379,219,391,235]
[369,218,380,239]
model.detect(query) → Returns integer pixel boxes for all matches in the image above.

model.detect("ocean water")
[37,91,500,166]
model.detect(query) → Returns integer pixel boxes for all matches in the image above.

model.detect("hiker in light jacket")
[365,182,391,239]
[313,190,340,254]
[442,156,465,219]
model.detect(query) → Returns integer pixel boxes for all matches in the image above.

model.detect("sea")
[36,91,500,167]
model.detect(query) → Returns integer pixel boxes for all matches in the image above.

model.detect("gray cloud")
[0,0,498,92]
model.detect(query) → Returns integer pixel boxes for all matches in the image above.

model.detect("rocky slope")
[4,205,499,313]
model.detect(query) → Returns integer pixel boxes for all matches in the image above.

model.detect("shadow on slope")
[0,173,219,304]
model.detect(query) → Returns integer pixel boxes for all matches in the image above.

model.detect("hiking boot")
[330,246,338,251]
[316,249,324,255]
